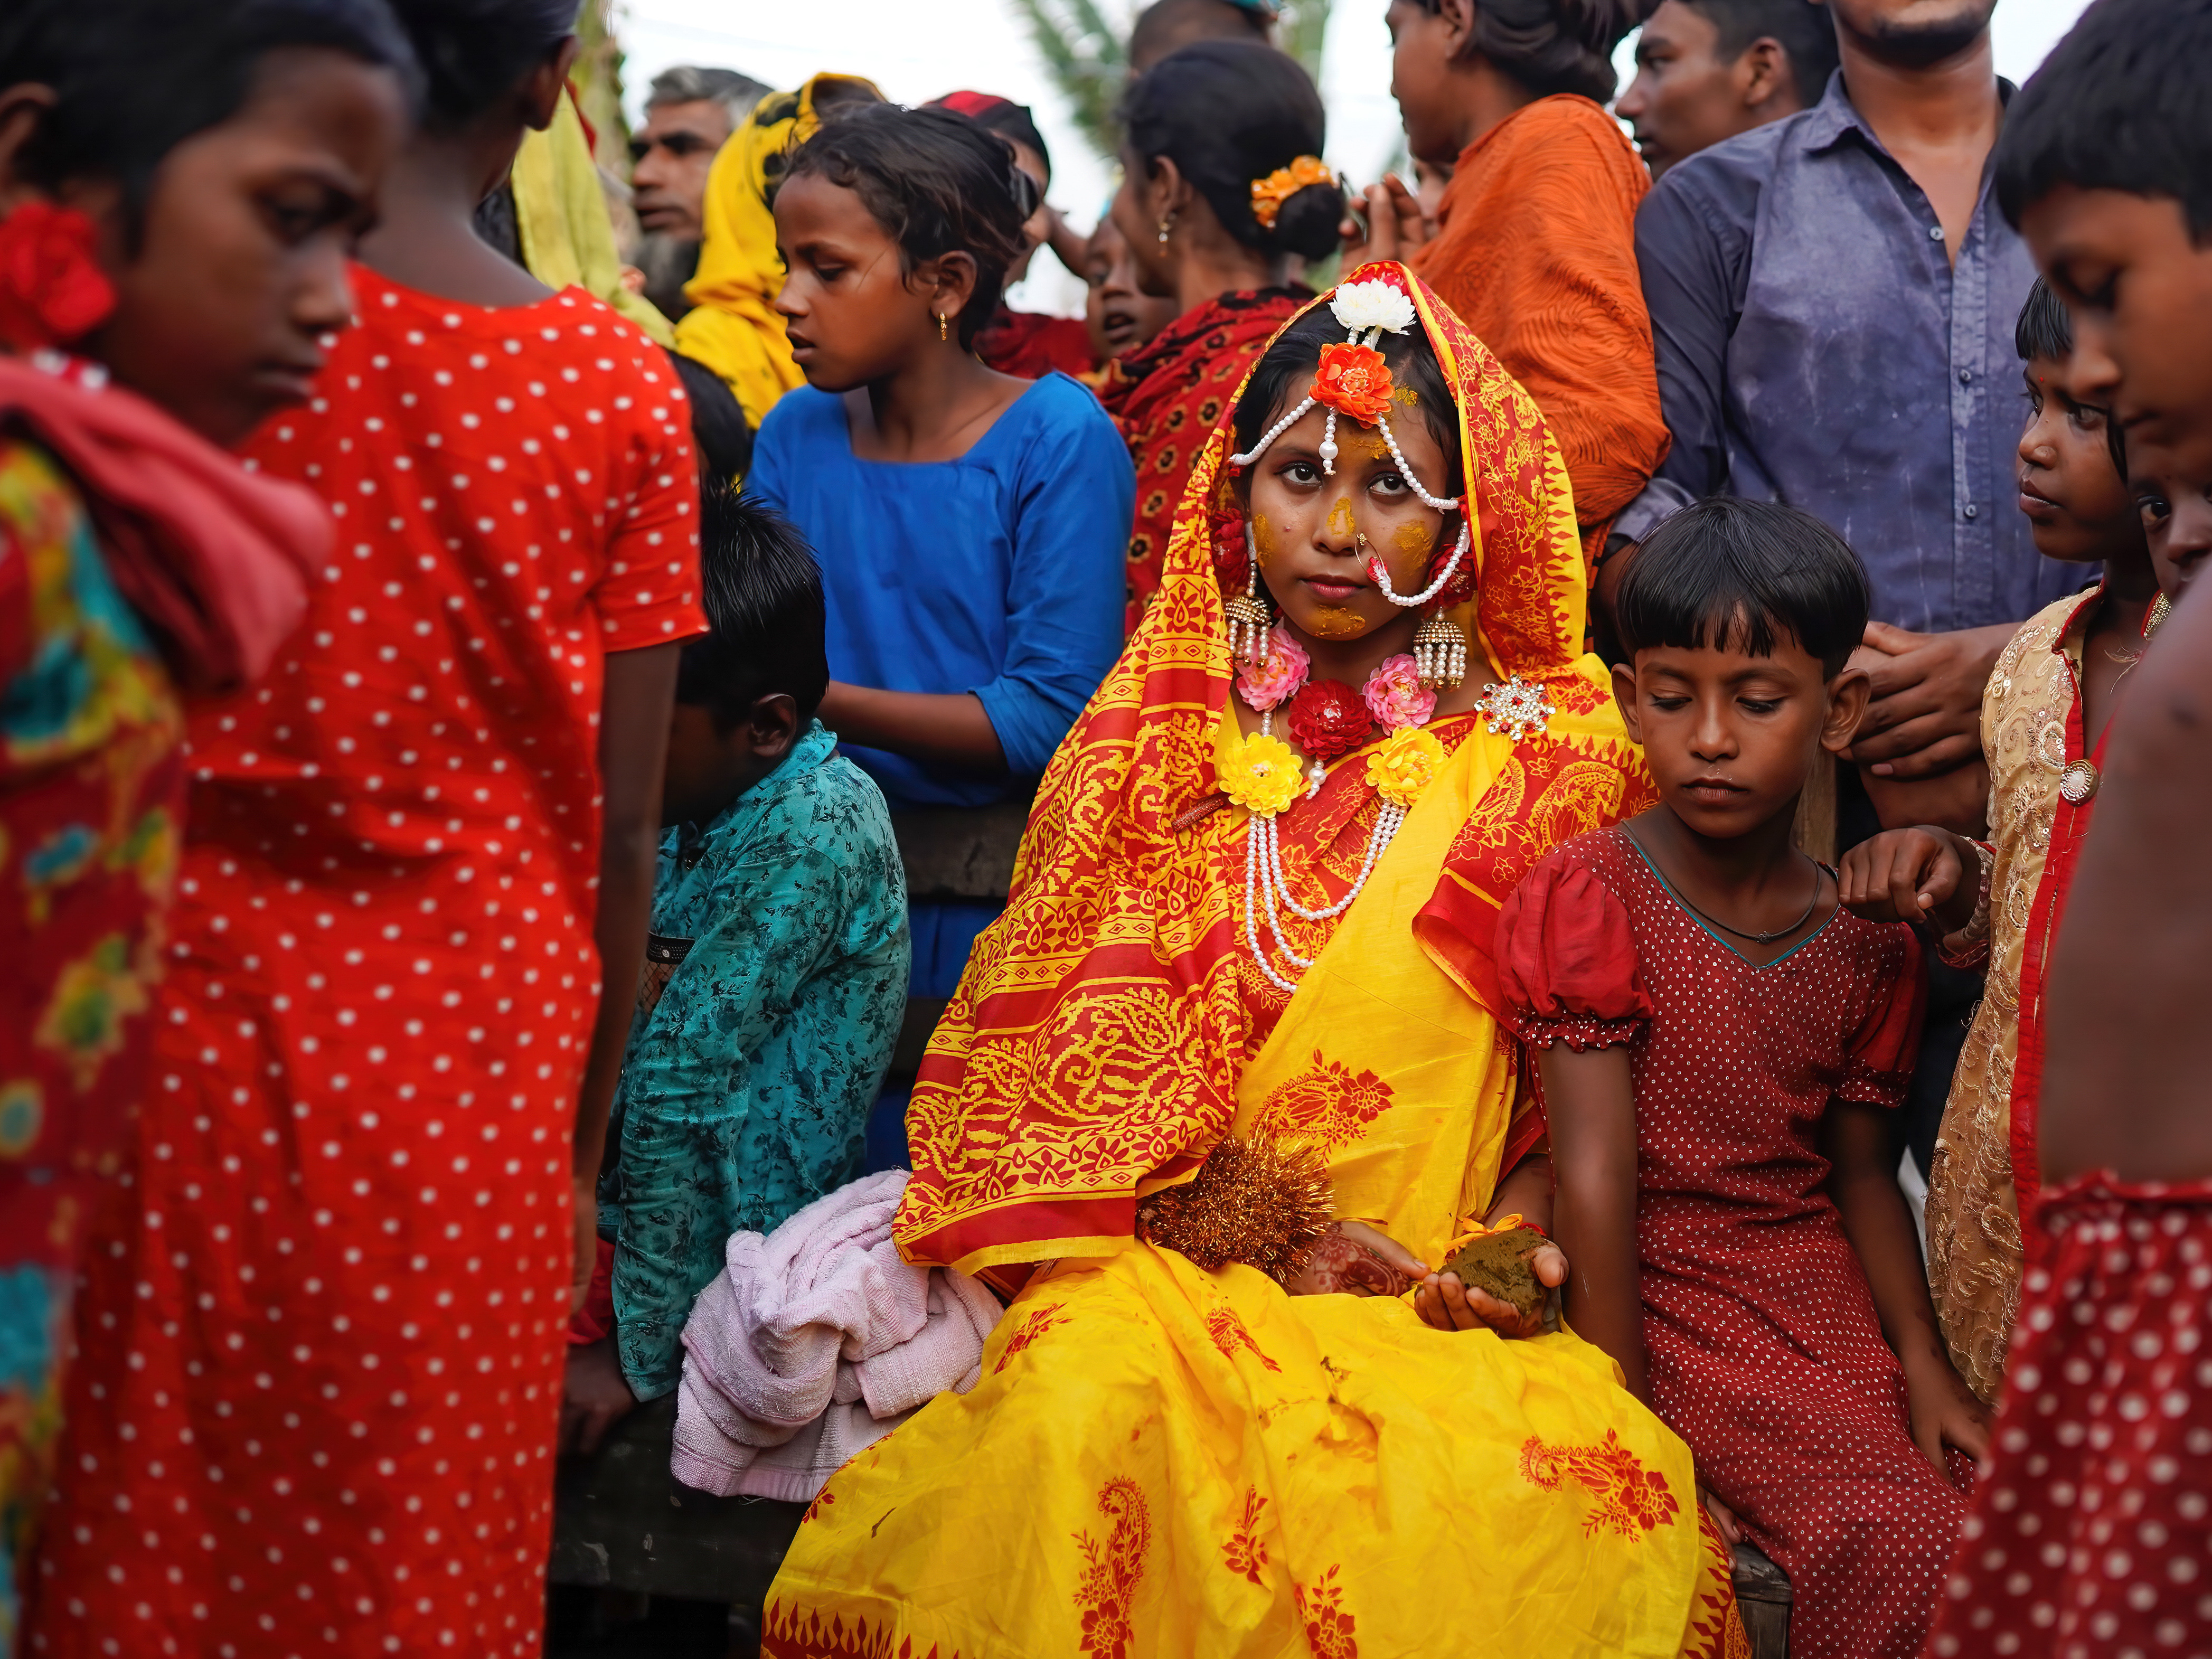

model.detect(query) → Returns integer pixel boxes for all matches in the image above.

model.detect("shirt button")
[1964,504,1979,519]
[1958,369,1973,384]
[1929,225,1945,241]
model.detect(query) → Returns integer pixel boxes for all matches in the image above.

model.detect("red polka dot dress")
[1498,826,1965,1659]
[24,269,705,1659]
[1926,1176,2212,1659]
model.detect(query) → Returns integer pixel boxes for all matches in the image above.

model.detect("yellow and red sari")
[760,265,1742,1659]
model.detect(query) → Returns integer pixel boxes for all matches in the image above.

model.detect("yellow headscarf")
[895,262,1655,1280]
[509,91,675,347]
[673,73,882,426]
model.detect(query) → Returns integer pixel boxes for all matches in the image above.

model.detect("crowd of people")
[0,0,2205,1655]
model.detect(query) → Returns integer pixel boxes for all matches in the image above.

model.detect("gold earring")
[1156,214,1174,246]
[937,312,948,342]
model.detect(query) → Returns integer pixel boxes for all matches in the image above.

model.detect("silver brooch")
[1472,673,1556,742]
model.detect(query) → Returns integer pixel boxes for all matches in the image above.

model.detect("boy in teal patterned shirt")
[561,489,909,1453]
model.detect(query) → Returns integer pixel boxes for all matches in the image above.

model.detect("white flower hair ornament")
[1226,272,1472,629]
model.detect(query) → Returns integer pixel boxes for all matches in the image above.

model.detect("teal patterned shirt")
[600,720,909,1399]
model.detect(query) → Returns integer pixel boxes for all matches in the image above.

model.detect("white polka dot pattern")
[23,270,705,1658]
[1504,828,1966,1659]
[1927,1179,2212,1659]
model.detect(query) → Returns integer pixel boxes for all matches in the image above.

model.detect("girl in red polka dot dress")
[1492,501,1991,1659]
[27,6,704,1657]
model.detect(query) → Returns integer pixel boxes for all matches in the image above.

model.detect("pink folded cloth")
[671,1171,1003,1500]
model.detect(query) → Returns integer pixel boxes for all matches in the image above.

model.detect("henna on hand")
[1286,1222,1414,1297]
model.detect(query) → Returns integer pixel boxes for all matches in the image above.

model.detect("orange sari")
[761,263,1737,1659]
[1410,96,1669,567]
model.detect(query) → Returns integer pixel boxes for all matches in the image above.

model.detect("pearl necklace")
[1240,701,1412,995]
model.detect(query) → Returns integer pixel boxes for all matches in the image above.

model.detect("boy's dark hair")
[379,0,578,130]
[678,488,830,728]
[779,104,1037,351]
[2015,275,2129,479]
[929,92,1052,186]
[1119,41,1341,263]
[1679,0,1840,107]
[1614,497,1870,678]
[1403,0,1642,102]
[1,0,420,229]
[1232,304,1465,522]
[1994,0,2212,241]
[1128,0,1273,73]
[666,353,755,488]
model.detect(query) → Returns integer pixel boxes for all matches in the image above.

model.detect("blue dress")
[747,372,1132,1002]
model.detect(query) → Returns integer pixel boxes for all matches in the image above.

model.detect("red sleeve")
[1838,923,1926,1109]
[1494,855,1653,1052]
[594,327,708,653]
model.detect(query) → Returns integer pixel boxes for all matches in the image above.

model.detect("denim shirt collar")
[1796,67,2018,159]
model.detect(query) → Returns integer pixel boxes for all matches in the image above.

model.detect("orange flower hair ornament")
[1228,275,1470,612]
[1248,155,1334,231]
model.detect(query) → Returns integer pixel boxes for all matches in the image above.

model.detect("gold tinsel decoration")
[1135,1134,1334,1284]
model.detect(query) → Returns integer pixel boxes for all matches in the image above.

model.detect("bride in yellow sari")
[761,264,1742,1658]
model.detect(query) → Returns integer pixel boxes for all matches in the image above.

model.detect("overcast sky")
[615,0,2096,316]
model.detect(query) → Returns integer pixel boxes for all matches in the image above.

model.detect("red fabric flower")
[0,202,117,353]
[1287,678,1372,762]
[1310,342,1394,424]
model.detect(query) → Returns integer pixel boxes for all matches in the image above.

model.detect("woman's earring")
[1413,609,1470,691]
[1224,554,1272,667]
[937,312,948,342]
[1156,213,1175,246]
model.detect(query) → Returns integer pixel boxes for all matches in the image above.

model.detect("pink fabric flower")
[1361,653,1436,730]
[1235,625,1310,711]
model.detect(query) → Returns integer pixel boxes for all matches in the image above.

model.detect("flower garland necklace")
[1226,626,1448,992]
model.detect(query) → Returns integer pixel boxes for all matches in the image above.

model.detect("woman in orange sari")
[758,264,1741,1657]
[1351,0,1665,569]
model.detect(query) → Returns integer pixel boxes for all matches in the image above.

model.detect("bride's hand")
[1285,1221,1426,1297]
[1414,1241,1568,1339]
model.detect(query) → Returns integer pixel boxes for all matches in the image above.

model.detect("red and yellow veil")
[895,262,1655,1281]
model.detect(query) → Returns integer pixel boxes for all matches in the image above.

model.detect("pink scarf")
[0,353,323,690]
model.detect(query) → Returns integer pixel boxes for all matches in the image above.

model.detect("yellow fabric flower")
[1221,731,1305,818]
[1366,727,1448,808]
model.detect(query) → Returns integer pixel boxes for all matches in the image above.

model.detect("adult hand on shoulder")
[1339,175,1427,267]
[1838,827,1980,931]
[559,1339,639,1459]
[1286,1220,1425,1297]
[1860,763,1991,840]
[1414,1241,1567,1338]
[1902,1346,1994,1485]
[1843,622,2016,779]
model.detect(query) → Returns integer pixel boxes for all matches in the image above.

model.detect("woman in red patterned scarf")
[1099,40,1343,635]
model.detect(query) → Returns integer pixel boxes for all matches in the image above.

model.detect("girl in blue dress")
[746,103,1134,1163]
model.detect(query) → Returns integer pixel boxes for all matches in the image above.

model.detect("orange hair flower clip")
[1249,155,1335,230]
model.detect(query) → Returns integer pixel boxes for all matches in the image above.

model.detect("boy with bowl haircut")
[561,488,909,1456]
[1495,497,1988,1657]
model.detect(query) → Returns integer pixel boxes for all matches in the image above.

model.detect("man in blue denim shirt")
[1618,0,2082,838]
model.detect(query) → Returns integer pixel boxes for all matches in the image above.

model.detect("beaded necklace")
[1227,630,1447,992]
